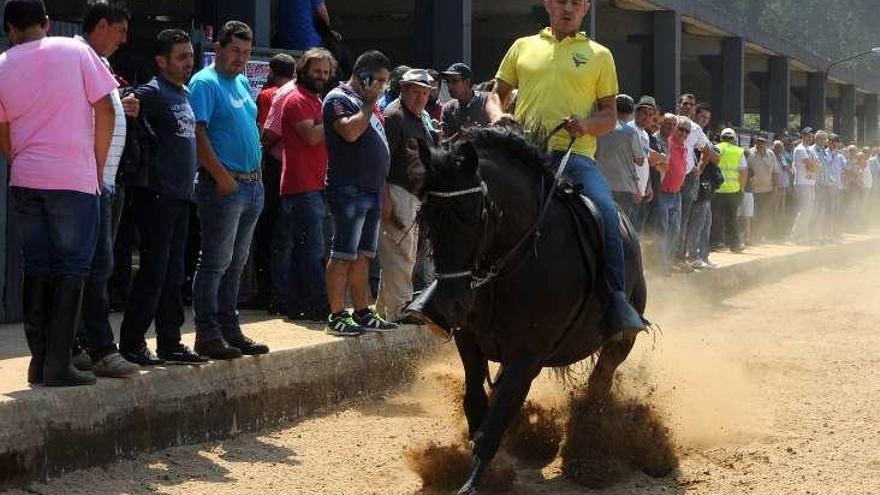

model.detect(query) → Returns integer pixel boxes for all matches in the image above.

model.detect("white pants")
[376,184,420,321]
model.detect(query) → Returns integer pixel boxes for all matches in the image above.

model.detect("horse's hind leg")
[457,355,541,495]
[587,336,636,403]
[454,331,489,440]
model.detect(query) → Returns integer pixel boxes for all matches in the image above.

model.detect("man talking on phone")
[321,50,398,336]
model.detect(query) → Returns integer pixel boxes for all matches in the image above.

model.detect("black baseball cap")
[441,62,473,80]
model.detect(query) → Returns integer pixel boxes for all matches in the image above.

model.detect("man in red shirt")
[272,48,337,320]
[655,116,691,273]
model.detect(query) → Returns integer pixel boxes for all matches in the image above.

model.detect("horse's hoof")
[456,484,477,495]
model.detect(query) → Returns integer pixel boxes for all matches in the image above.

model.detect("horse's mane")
[463,126,555,182]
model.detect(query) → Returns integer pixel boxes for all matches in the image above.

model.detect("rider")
[485,0,645,339]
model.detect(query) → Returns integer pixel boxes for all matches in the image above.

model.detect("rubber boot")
[605,290,646,341]
[43,275,96,387]
[403,281,453,338]
[22,274,52,384]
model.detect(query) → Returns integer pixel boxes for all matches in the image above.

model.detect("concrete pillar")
[415,0,472,69]
[721,37,744,126]
[749,72,769,130]
[865,94,879,145]
[805,72,827,130]
[653,10,681,113]
[214,0,271,46]
[583,3,596,39]
[700,55,723,123]
[839,84,856,143]
[857,108,866,145]
[768,56,791,133]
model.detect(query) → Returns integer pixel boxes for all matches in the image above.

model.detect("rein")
[429,124,577,290]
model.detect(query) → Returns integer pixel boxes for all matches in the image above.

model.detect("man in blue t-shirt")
[275,0,332,51]
[322,50,398,336]
[189,21,269,359]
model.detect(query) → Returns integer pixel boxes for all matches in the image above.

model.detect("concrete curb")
[0,327,439,487]
[2,235,879,488]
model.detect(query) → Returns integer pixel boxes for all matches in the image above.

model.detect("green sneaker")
[353,309,399,333]
[325,312,365,337]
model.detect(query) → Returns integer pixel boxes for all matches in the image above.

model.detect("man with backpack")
[118,29,207,365]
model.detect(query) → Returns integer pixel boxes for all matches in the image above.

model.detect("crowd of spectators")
[1,0,877,387]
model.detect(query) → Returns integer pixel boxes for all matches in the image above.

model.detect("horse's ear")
[456,140,479,175]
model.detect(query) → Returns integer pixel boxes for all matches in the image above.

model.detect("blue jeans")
[325,185,382,260]
[11,187,99,278]
[119,188,190,353]
[554,153,626,292]
[686,199,712,262]
[677,173,699,259]
[271,192,328,312]
[655,191,682,268]
[79,187,118,357]
[192,173,265,343]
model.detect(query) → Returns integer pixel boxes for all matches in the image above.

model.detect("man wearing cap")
[747,135,778,244]
[486,0,645,340]
[376,69,435,322]
[790,127,819,243]
[595,95,644,223]
[629,95,665,231]
[440,63,491,140]
[711,128,748,252]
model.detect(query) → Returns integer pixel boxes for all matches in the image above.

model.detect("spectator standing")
[747,136,777,244]
[711,128,747,252]
[773,139,794,239]
[676,94,716,264]
[190,21,270,359]
[322,50,398,336]
[440,63,491,139]
[655,117,690,273]
[376,69,435,323]
[828,134,847,240]
[487,0,645,337]
[628,95,662,230]
[687,144,724,269]
[271,48,336,321]
[251,53,297,313]
[379,65,411,112]
[74,1,140,377]
[118,29,208,365]
[0,0,117,386]
[594,95,644,223]
[275,0,333,52]
[790,128,819,243]
[811,131,834,242]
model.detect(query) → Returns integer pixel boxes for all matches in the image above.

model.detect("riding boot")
[403,281,453,338]
[22,274,52,384]
[43,275,96,387]
[605,291,646,340]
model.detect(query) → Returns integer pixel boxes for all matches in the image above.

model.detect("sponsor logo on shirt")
[230,95,248,109]
[572,53,589,68]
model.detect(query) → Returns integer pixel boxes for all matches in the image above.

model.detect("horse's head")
[415,139,487,327]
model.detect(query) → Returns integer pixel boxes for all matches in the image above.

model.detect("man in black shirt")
[376,69,434,322]
[119,29,207,365]
[439,63,490,140]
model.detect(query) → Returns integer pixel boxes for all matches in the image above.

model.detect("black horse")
[407,127,646,494]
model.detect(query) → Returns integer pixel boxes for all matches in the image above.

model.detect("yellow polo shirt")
[496,28,619,158]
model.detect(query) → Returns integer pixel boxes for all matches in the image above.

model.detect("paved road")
[7,255,880,494]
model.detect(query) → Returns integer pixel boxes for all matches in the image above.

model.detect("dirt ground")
[6,256,880,495]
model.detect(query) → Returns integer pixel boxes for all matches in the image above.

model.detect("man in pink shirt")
[0,0,117,387]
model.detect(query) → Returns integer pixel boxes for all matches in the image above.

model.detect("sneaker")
[121,347,166,366]
[72,349,94,371]
[353,309,399,333]
[194,339,243,360]
[227,336,270,355]
[325,312,365,337]
[158,344,210,365]
[93,352,140,378]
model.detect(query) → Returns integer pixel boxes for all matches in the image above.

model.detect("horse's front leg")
[457,354,541,495]
[587,334,636,403]
[454,331,489,440]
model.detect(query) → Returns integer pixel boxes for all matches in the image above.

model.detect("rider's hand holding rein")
[562,94,618,139]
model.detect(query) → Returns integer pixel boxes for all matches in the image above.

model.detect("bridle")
[427,127,576,291]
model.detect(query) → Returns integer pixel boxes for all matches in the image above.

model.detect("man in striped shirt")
[74,2,140,377]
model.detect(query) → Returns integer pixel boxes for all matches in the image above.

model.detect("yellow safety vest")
[717,141,745,194]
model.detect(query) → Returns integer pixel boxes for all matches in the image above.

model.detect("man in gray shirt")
[439,63,490,140]
[595,94,645,222]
